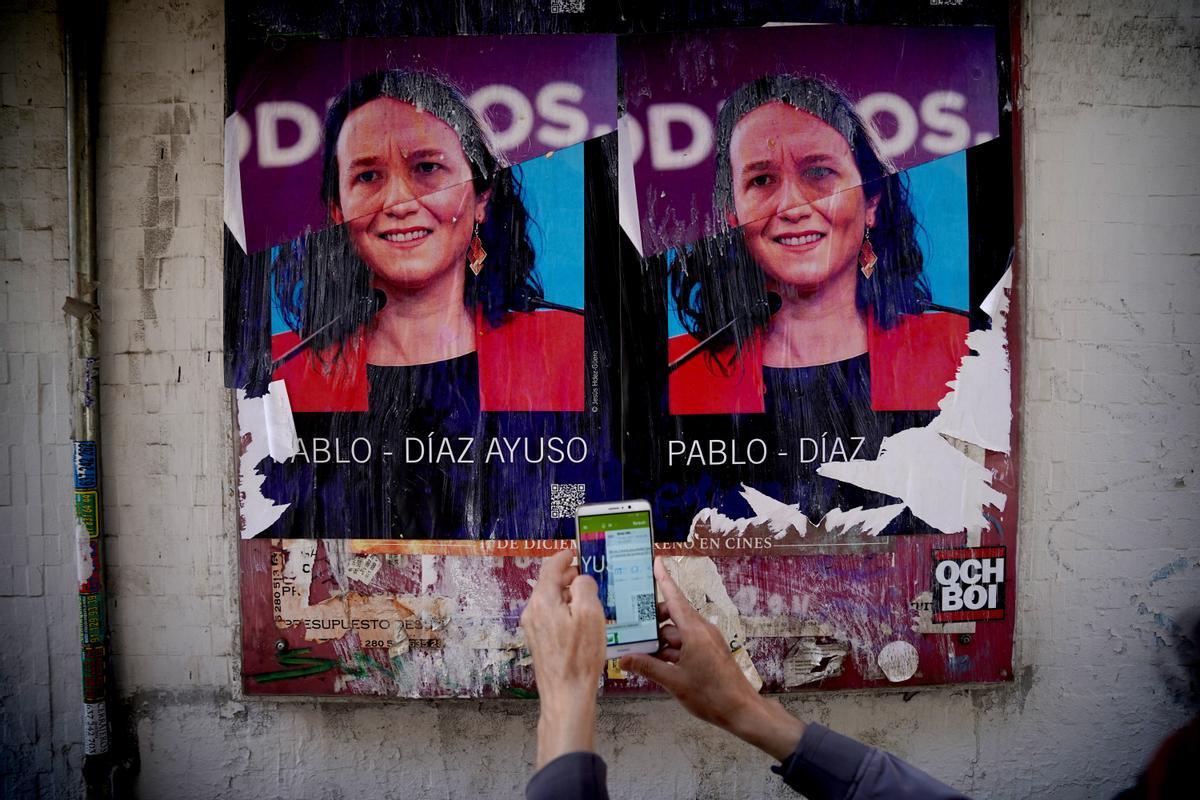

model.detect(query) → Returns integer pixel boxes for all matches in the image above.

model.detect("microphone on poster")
[272,289,387,370]
[921,300,969,317]
[513,286,585,316]
[667,291,782,374]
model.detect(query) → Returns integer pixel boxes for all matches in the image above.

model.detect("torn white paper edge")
[932,267,1012,452]
[262,379,299,462]
[817,267,1013,535]
[819,504,908,537]
[692,484,810,538]
[691,484,904,539]
[617,115,645,258]
[237,389,291,538]
[818,427,1004,534]
[223,113,248,253]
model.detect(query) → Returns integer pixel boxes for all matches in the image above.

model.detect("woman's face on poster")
[331,97,489,292]
[727,102,878,295]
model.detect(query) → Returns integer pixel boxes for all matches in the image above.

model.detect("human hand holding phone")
[620,557,807,762]
[520,549,607,769]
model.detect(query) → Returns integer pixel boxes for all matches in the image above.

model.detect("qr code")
[549,483,586,518]
[636,593,656,622]
[550,0,585,12]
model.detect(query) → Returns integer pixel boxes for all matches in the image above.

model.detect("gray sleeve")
[526,751,609,800]
[774,723,971,800]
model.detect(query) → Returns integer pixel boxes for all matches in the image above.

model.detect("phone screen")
[577,510,657,648]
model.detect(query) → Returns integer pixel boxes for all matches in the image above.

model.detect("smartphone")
[575,499,659,658]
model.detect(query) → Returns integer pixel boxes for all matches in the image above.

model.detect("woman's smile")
[771,230,825,250]
[377,227,433,246]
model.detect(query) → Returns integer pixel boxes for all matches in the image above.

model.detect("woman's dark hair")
[274,69,541,356]
[671,74,930,360]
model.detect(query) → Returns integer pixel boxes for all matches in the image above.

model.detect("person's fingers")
[654,557,699,629]
[559,566,580,603]
[559,566,581,607]
[659,623,682,650]
[656,646,682,663]
[533,549,575,599]
[567,574,601,614]
[620,653,677,689]
[539,548,574,578]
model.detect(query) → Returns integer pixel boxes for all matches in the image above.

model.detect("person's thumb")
[620,653,676,690]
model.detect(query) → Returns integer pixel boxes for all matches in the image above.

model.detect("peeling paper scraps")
[783,638,849,687]
[876,640,920,683]
[456,626,524,653]
[329,557,520,697]
[74,520,96,585]
[690,483,905,541]
[222,113,248,253]
[690,485,810,539]
[344,554,382,586]
[420,554,438,591]
[237,390,291,538]
[300,593,447,646]
[818,427,1005,535]
[617,115,645,258]
[816,267,1014,536]
[910,591,975,635]
[272,540,316,626]
[663,557,763,692]
[281,540,317,588]
[742,616,851,687]
[742,616,833,639]
[261,380,299,462]
[931,267,1013,453]
[274,541,449,646]
[818,504,908,537]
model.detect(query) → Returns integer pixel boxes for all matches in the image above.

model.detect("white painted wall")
[1,1,1197,797]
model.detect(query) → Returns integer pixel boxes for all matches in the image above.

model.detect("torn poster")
[227,34,621,541]
[229,1,1020,699]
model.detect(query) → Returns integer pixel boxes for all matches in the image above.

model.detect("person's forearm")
[536,701,597,769]
[725,695,807,762]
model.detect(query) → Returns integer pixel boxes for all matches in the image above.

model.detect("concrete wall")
[1,1,1197,797]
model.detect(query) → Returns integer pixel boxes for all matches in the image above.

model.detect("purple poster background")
[621,25,998,251]
[232,35,617,253]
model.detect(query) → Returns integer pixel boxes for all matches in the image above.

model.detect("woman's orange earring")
[468,222,487,276]
[858,227,878,279]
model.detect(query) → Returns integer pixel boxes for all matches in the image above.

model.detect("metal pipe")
[61,2,111,795]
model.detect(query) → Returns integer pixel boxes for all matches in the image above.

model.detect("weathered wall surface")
[1,1,1197,798]
[0,0,76,794]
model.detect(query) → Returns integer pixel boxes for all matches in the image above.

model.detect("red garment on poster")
[272,309,585,413]
[667,311,969,415]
